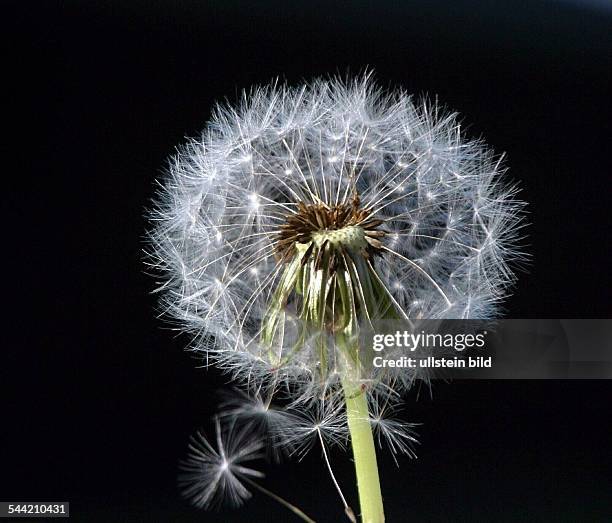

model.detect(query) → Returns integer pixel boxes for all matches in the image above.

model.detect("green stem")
[342,378,385,523]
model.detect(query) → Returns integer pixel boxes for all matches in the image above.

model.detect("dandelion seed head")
[147,71,526,403]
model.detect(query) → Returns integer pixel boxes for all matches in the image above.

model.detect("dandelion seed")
[367,398,420,463]
[219,388,299,460]
[180,418,316,522]
[178,418,264,509]
[276,396,349,459]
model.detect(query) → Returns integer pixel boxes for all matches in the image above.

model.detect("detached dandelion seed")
[147,72,525,522]
[178,418,264,509]
[180,419,316,522]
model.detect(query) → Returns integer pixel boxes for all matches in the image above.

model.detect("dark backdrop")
[4,1,612,522]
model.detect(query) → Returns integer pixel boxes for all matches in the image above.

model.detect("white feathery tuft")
[275,395,349,459]
[178,418,264,509]
[367,395,420,463]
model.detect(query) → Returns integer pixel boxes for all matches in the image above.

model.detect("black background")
[4,1,612,521]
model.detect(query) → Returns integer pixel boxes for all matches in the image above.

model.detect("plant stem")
[342,378,385,523]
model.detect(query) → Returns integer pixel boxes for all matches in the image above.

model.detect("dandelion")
[148,72,525,522]
[180,418,315,522]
